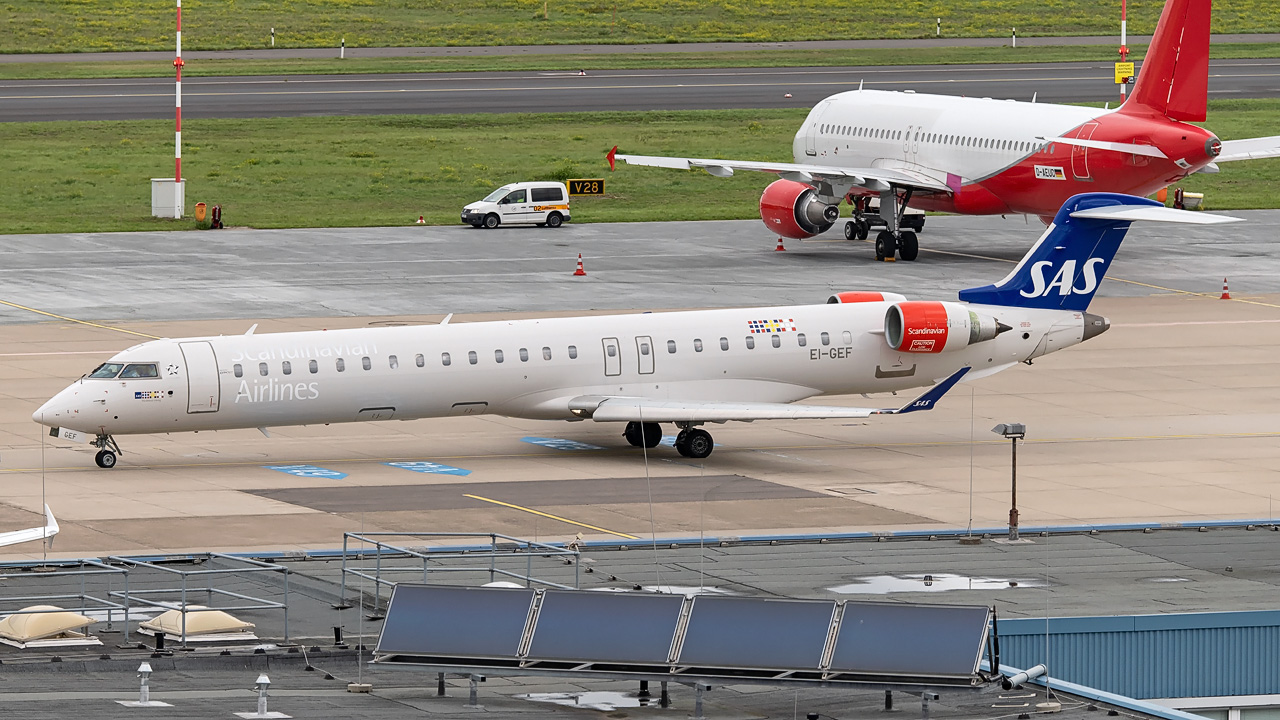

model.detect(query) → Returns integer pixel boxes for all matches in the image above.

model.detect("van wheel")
[546,213,563,228]
[483,214,500,229]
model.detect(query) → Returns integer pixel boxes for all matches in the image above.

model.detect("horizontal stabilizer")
[1069,205,1242,224]
[1216,135,1280,163]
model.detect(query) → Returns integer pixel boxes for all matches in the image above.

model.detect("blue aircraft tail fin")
[957,193,1156,312]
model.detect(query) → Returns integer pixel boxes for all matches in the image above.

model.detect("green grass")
[3,0,1278,54]
[5,43,1280,81]
[0,103,1276,235]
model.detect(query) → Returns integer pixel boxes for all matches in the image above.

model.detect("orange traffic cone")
[774,238,786,252]
[1220,278,1231,300]
[416,215,424,224]
[573,253,586,276]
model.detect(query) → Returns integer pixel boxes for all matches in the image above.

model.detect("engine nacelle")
[885,301,1010,354]
[760,179,840,239]
[827,291,908,304]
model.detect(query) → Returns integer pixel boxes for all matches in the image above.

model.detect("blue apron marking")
[385,461,471,476]
[264,464,348,480]
[521,437,605,451]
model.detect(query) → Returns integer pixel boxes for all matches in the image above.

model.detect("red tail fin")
[1121,0,1210,122]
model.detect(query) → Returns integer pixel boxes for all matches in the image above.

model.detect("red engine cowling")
[760,179,840,239]
[827,291,908,304]
[885,301,1009,354]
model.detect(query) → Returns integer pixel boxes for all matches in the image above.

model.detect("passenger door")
[602,337,621,377]
[1072,122,1099,180]
[498,188,530,223]
[635,336,654,375]
[179,341,220,413]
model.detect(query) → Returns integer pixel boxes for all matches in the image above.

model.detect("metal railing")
[339,532,581,610]
[0,558,131,642]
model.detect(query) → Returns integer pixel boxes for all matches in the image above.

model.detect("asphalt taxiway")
[1,216,1278,559]
[4,58,1280,121]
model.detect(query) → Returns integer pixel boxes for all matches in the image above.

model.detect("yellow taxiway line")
[462,493,640,540]
[0,299,160,339]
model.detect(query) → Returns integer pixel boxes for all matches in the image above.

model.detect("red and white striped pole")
[173,0,184,218]
[1119,0,1129,104]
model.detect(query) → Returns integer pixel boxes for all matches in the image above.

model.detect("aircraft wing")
[611,152,953,194]
[0,505,58,548]
[1215,135,1280,162]
[571,367,969,423]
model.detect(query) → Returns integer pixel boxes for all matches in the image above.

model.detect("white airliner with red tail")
[35,194,1235,468]
[611,0,1278,261]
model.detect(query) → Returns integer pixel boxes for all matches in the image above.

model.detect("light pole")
[992,423,1026,540]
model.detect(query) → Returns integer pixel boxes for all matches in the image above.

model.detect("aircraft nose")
[1083,312,1110,341]
[32,385,75,425]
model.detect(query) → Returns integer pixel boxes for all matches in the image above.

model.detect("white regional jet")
[610,0,1279,261]
[35,193,1234,468]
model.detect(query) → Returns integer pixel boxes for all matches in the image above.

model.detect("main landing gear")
[92,433,122,469]
[622,421,714,459]
[845,189,924,262]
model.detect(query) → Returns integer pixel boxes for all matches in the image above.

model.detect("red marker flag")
[606,145,617,172]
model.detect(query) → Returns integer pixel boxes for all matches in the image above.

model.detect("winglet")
[607,145,617,172]
[876,367,971,415]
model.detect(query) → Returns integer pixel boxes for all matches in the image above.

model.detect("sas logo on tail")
[1019,258,1105,298]
[1034,165,1066,181]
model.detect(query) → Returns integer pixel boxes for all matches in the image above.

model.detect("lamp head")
[992,423,1026,439]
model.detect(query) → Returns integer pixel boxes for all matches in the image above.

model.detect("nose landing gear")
[92,434,122,469]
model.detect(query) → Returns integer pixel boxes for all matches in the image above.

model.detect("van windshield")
[483,186,512,202]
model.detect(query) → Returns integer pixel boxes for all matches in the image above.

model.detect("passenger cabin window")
[232,364,243,378]
[362,356,371,371]
[543,347,552,360]
[282,361,292,375]
[798,333,807,347]
[667,340,677,354]
[772,335,781,348]
[309,360,318,374]
[120,363,159,379]
[90,363,124,379]
[530,187,563,202]
[568,345,578,359]
[415,354,424,368]
[821,332,830,346]
[389,355,399,370]
[606,345,617,357]
[694,339,703,352]
[495,349,504,363]
[720,337,729,351]
[336,358,346,372]
[259,362,269,377]
[640,341,650,356]
[502,189,527,204]
[745,336,755,350]
[519,348,529,362]
[442,352,451,366]
[468,351,478,365]
[843,331,853,344]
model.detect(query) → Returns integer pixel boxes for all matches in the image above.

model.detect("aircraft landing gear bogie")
[92,433,122,469]
[623,421,662,449]
[674,427,714,459]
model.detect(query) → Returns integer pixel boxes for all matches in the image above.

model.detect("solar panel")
[526,590,685,664]
[677,596,836,669]
[376,584,535,658]
[829,602,990,676]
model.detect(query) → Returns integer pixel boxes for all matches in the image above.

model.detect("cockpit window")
[119,363,159,379]
[89,363,124,379]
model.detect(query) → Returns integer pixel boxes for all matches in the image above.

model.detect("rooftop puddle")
[830,573,1045,594]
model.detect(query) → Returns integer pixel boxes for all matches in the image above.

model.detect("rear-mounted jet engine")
[885,301,1011,354]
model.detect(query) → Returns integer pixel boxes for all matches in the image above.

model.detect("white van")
[461,181,571,229]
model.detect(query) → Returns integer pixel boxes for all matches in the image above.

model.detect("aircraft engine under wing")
[613,153,953,194]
